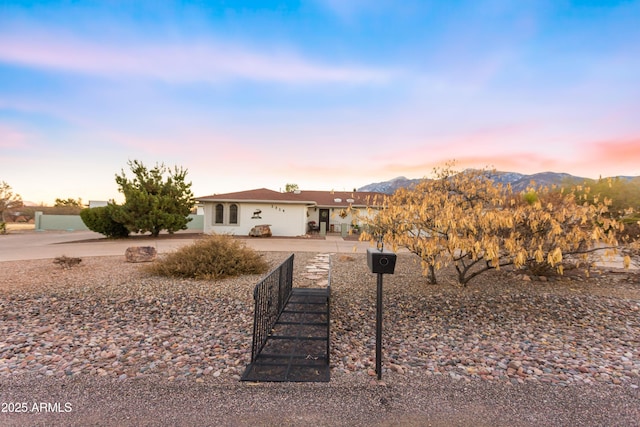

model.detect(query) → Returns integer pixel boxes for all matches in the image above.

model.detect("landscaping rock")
[249,224,272,237]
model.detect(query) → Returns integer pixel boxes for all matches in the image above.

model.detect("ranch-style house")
[197,188,385,237]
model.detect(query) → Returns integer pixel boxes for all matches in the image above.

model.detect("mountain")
[508,172,586,192]
[357,176,422,194]
[358,171,634,194]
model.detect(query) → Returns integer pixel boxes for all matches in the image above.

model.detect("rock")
[249,224,272,237]
[508,360,522,370]
[389,363,405,374]
[125,246,157,263]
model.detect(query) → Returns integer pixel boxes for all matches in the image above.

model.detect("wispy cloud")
[582,138,640,172]
[377,137,640,180]
[0,124,29,149]
[379,152,563,177]
[0,30,393,85]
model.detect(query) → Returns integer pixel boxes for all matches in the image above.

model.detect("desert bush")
[145,234,269,280]
[80,206,129,238]
[360,164,628,286]
[53,255,82,269]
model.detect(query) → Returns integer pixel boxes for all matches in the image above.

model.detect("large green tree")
[113,160,195,237]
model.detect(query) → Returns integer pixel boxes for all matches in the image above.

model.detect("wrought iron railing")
[249,253,294,362]
[326,258,332,365]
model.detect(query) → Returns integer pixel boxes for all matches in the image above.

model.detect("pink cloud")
[0,31,392,84]
[376,137,640,180]
[369,121,541,159]
[380,152,563,177]
[362,122,553,174]
[570,137,640,177]
[583,138,640,164]
[0,124,29,149]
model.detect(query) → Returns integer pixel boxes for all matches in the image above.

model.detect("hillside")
[358,171,638,194]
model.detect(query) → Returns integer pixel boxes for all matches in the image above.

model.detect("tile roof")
[196,188,385,207]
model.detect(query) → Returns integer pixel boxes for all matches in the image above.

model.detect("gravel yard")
[1,251,639,426]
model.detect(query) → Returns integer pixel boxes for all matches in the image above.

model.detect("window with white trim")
[230,204,238,224]
[214,204,224,224]
[212,203,240,225]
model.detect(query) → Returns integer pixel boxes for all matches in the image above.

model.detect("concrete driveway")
[0,230,374,262]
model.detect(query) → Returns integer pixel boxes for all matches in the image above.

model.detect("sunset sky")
[1,0,639,205]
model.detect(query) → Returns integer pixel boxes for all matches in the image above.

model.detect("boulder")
[249,224,272,237]
[125,246,157,263]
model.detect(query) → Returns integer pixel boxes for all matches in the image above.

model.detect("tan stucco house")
[197,188,385,237]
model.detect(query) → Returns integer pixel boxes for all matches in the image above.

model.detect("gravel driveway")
[2,373,639,426]
[1,246,639,426]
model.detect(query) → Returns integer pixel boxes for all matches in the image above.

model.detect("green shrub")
[80,206,130,238]
[523,190,538,205]
[145,234,269,280]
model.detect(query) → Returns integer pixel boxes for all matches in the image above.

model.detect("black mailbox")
[367,248,397,274]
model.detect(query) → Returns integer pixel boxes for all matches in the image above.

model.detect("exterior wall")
[352,206,380,234]
[204,202,307,236]
[187,214,204,230]
[35,212,203,232]
[203,201,381,237]
[306,206,376,234]
[351,206,379,223]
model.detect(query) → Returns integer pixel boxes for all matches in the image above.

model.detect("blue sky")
[1,0,639,205]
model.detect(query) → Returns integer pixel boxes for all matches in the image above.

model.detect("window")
[230,204,238,224]
[213,203,240,226]
[215,204,224,224]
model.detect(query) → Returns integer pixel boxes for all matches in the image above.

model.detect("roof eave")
[197,198,316,205]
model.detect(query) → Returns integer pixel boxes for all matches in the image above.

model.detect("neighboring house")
[197,188,385,237]
[88,200,109,208]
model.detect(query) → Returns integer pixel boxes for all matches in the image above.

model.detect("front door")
[319,209,330,234]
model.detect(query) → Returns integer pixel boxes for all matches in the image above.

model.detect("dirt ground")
[1,232,638,426]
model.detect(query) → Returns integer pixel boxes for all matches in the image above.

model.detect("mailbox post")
[366,246,397,380]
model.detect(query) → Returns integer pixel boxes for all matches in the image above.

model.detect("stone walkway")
[299,253,332,288]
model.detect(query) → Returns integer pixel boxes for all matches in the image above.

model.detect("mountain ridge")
[358,171,640,194]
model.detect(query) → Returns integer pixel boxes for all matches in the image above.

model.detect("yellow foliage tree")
[360,165,628,286]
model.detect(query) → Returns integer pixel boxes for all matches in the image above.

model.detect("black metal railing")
[249,253,294,362]
[326,257,332,366]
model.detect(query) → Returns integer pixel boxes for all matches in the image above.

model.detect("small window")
[230,204,238,224]
[215,204,224,224]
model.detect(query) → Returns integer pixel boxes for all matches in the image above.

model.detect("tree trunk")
[427,264,437,284]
